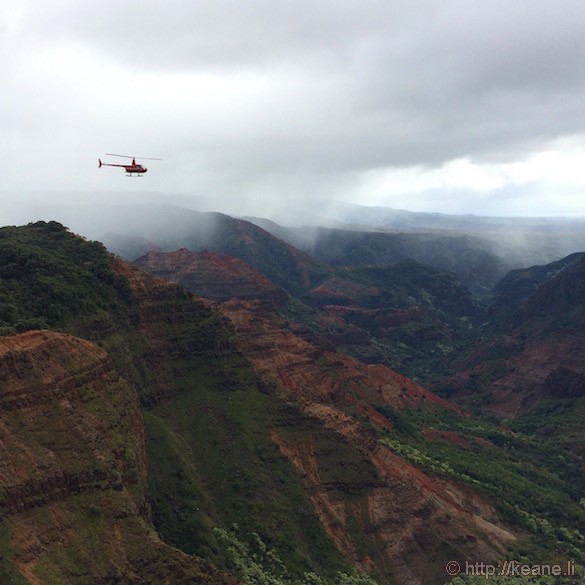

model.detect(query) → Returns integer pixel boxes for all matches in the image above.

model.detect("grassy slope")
[370,405,585,566]
[275,260,478,385]
[143,351,351,580]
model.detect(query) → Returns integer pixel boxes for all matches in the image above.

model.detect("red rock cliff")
[0,329,238,585]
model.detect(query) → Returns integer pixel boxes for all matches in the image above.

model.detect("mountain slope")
[0,329,238,585]
[126,243,585,580]
[440,254,585,459]
[246,221,507,294]
[212,299,517,584]
[133,249,478,385]
[1,222,584,584]
[487,252,585,329]
[133,248,287,306]
[115,256,519,584]
[100,207,330,297]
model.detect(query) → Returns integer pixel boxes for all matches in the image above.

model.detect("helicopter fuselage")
[99,158,148,175]
[124,165,147,174]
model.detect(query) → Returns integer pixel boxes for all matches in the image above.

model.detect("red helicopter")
[98,153,161,176]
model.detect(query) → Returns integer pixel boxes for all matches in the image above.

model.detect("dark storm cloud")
[23,1,388,70]
[344,0,585,166]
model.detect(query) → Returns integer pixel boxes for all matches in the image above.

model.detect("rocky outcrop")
[0,330,238,585]
[133,248,287,307]
[0,330,146,510]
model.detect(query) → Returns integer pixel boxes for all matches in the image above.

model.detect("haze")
[3,1,585,218]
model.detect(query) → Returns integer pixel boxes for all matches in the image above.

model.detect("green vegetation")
[344,260,475,317]
[276,261,480,385]
[450,574,582,585]
[509,398,585,439]
[213,525,379,585]
[278,297,322,333]
[0,221,135,333]
[372,404,585,564]
[0,221,161,402]
[144,349,358,580]
[0,521,28,585]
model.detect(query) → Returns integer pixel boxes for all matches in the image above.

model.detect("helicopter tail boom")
[99,161,131,169]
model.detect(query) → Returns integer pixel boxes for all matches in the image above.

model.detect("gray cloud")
[3,0,585,215]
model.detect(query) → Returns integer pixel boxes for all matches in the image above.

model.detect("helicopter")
[98,153,161,176]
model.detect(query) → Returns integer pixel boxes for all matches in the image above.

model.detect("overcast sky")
[3,0,585,217]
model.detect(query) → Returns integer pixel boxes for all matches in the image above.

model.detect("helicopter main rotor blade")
[105,153,162,160]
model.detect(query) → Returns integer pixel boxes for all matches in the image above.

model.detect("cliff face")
[110,258,517,585]
[0,330,238,585]
[132,249,477,386]
[218,300,514,585]
[133,248,287,306]
[0,330,146,510]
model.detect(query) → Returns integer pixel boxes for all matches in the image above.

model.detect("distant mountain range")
[5,190,585,273]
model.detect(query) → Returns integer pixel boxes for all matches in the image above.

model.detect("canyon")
[0,220,584,584]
